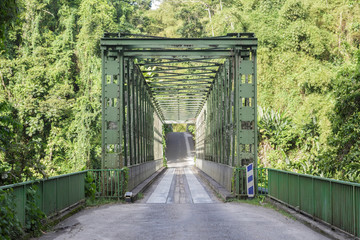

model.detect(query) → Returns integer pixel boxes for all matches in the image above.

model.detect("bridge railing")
[268,168,360,238]
[89,169,127,199]
[0,171,87,227]
[0,169,129,230]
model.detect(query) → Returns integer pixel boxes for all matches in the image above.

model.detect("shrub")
[25,186,45,234]
[85,172,96,201]
[0,189,23,240]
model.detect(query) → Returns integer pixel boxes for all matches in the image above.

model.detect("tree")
[0,0,18,51]
[325,51,360,181]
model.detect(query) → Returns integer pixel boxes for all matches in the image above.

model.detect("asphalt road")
[36,132,329,240]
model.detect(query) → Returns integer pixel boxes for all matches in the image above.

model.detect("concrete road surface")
[36,132,329,240]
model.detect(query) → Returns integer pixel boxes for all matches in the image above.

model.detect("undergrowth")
[85,198,125,207]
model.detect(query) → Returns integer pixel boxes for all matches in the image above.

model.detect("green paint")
[101,33,257,175]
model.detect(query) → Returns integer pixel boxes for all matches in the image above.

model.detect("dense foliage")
[0,189,23,239]
[143,0,360,182]
[0,186,47,239]
[0,0,152,185]
[0,0,359,183]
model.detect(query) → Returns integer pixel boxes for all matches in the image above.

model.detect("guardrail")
[234,168,268,196]
[0,171,87,226]
[89,169,127,198]
[0,169,128,231]
[268,169,360,238]
[2,167,358,238]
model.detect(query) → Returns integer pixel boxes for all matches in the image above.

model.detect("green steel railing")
[0,171,87,226]
[268,169,360,238]
[89,169,127,198]
[234,168,268,196]
[0,169,128,229]
[2,166,359,238]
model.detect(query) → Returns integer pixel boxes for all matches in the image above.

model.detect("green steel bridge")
[1,33,359,239]
[100,32,258,171]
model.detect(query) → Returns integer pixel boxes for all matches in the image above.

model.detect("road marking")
[184,168,213,203]
[147,168,175,203]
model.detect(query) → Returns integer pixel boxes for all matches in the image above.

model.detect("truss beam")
[101,33,258,171]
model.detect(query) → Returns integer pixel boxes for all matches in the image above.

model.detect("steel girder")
[195,47,258,168]
[101,52,163,168]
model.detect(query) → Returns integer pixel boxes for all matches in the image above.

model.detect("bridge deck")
[140,132,217,204]
[36,133,330,240]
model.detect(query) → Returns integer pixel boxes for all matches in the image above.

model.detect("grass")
[86,198,125,207]
[227,196,265,205]
[136,192,144,200]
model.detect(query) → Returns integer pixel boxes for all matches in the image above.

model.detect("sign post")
[246,163,254,198]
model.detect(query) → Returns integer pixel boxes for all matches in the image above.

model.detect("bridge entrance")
[101,33,258,193]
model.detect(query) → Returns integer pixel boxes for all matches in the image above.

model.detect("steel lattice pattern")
[101,33,258,168]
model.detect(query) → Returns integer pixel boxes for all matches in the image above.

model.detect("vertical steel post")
[101,48,105,169]
[102,47,124,169]
[235,47,257,167]
[253,49,258,171]
[135,69,140,164]
[123,58,128,166]
[231,57,236,167]
[234,48,240,166]
[127,58,133,166]
[131,61,137,165]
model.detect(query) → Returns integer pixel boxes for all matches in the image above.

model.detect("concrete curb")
[192,166,235,201]
[29,200,86,239]
[47,200,86,222]
[266,197,357,240]
[130,166,167,202]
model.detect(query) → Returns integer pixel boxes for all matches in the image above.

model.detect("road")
[36,132,329,240]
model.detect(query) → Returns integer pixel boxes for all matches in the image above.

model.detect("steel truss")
[101,33,257,168]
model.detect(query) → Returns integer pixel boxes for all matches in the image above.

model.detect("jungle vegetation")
[0,0,359,185]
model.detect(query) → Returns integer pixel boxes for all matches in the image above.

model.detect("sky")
[151,0,163,9]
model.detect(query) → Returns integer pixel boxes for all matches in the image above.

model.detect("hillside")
[0,0,359,184]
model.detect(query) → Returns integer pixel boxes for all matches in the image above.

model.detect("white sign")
[246,163,255,198]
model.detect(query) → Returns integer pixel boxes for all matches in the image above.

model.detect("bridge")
[0,34,359,239]
[100,32,258,193]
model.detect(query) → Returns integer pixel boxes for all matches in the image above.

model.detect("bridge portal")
[101,33,258,193]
